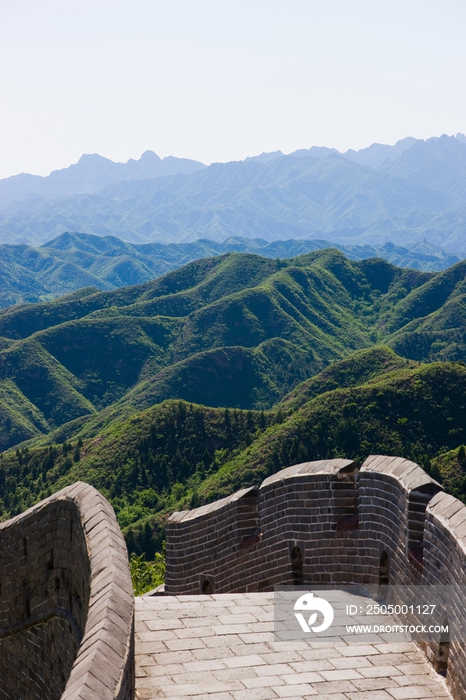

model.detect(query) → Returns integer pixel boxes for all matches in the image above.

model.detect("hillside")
[2,357,466,559]
[203,361,466,498]
[0,249,375,448]
[0,232,459,309]
[2,135,466,252]
[2,248,466,453]
[278,345,415,411]
[2,249,466,556]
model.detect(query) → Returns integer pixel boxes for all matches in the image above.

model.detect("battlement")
[166,455,466,699]
[0,482,134,700]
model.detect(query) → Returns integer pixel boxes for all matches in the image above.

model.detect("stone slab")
[135,593,452,700]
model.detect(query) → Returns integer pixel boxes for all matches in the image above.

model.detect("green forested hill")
[2,249,466,557]
[2,357,466,558]
[205,361,466,498]
[0,250,366,448]
[278,345,415,411]
[0,248,465,451]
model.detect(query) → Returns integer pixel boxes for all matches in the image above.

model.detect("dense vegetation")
[129,548,166,596]
[1,351,466,561]
[2,248,466,568]
[0,247,442,451]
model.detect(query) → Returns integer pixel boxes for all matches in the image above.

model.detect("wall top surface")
[168,486,258,524]
[361,455,442,493]
[261,458,357,487]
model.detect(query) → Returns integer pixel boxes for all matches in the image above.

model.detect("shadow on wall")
[379,550,389,585]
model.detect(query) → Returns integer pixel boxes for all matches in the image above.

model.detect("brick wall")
[166,456,446,594]
[423,492,466,700]
[166,454,466,698]
[165,459,362,594]
[358,455,443,585]
[0,482,134,700]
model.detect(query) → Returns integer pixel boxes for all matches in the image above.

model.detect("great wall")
[0,482,134,700]
[2,455,466,699]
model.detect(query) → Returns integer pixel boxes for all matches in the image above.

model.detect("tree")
[423,456,431,474]
[430,463,442,483]
[129,546,165,596]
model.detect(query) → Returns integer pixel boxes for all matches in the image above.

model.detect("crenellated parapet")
[166,455,449,593]
[166,458,363,594]
[4,456,466,698]
[358,455,444,585]
[166,455,466,699]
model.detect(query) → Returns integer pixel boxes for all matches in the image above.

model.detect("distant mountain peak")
[2,134,466,253]
[140,150,162,162]
[245,150,284,163]
[0,150,206,205]
[77,153,113,164]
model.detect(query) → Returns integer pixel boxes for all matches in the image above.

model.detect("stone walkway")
[135,593,452,700]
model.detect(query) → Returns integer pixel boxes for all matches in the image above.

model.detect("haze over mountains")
[0,151,205,203]
[2,134,466,253]
[0,231,459,309]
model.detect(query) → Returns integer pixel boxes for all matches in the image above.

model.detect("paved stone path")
[135,593,452,700]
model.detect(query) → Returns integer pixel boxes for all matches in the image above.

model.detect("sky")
[1,0,466,178]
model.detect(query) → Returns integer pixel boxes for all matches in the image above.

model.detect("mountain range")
[2,134,466,252]
[2,248,466,554]
[0,150,205,204]
[0,231,459,309]
[1,247,466,451]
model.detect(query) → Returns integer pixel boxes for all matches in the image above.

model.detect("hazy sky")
[1,0,466,178]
